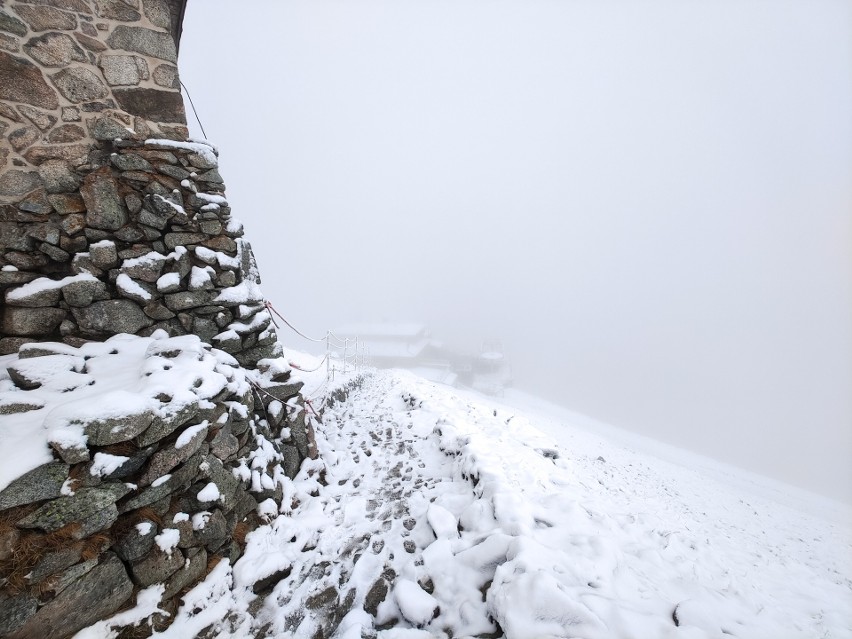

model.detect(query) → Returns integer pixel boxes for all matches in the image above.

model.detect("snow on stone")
[151,474,171,488]
[425,503,458,539]
[394,580,440,626]
[195,192,228,205]
[116,273,152,301]
[196,482,220,503]
[175,422,207,449]
[190,265,214,289]
[136,522,153,535]
[6,272,98,301]
[89,452,129,477]
[155,528,181,556]
[152,193,186,216]
[195,245,239,269]
[192,511,211,531]
[173,512,189,523]
[73,584,166,639]
[214,280,263,305]
[145,138,218,166]
[121,250,168,269]
[156,271,181,292]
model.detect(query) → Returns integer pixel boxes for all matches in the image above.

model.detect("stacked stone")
[0,0,187,200]
[0,137,282,370]
[0,334,317,638]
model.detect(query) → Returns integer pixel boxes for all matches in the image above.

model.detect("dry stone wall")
[0,1,324,636]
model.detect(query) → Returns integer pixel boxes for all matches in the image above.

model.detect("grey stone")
[187,151,218,170]
[88,114,133,140]
[39,241,70,261]
[38,159,81,193]
[61,276,109,306]
[72,299,153,335]
[125,191,143,212]
[114,224,145,242]
[135,400,199,447]
[111,152,153,172]
[195,507,227,547]
[1,306,65,336]
[164,289,216,311]
[210,423,238,461]
[164,232,205,249]
[196,168,224,184]
[0,337,33,357]
[89,241,118,268]
[13,6,77,31]
[107,25,177,62]
[49,439,89,464]
[0,527,20,561]
[156,163,190,181]
[0,399,45,414]
[6,553,133,639]
[143,301,174,320]
[114,87,186,123]
[23,142,90,165]
[81,167,127,230]
[130,545,184,587]
[61,106,81,121]
[17,487,122,533]
[197,455,240,511]
[100,54,149,86]
[8,125,40,151]
[18,104,57,131]
[0,462,68,510]
[94,0,141,21]
[118,275,154,304]
[203,235,238,253]
[26,222,60,244]
[77,406,154,446]
[0,10,28,37]
[114,518,157,562]
[200,219,223,235]
[26,547,81,585]
[0,169,41,196]
[0,31,19,52]
[142,0,171,29]
[0,591,38,636]
[50,66,109,102]
[43,557,98,596]
[48,123,86,142]
[152,62,179,89]
[25,32,86,67]
[75,501,119,537]
[73,31,107,53]
[283,444,301,479]
[139,422,208,486]
[121,255,166,282]
[162,547,206,599]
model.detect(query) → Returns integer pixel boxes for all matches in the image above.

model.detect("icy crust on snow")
[0,331,252,491]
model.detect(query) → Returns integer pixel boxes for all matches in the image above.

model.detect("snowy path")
[118,368,850,639]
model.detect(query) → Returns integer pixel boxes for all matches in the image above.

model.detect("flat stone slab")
[6,552,133,639]
[0,462,68,511]
[16,486,124,533]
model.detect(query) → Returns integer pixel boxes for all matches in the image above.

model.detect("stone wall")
[0,1,323,636]
[0,332,316,638]
[0,0,187,204]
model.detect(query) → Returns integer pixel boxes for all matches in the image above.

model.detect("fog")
[180,0,852,504]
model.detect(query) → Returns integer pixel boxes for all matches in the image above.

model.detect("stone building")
[0,2,318,636]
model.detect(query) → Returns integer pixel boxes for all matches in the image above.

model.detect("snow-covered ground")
[77,362,851,639]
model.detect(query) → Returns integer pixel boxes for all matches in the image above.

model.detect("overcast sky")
[179,0,852,504]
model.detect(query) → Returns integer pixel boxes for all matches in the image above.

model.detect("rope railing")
[263,300,371,388]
